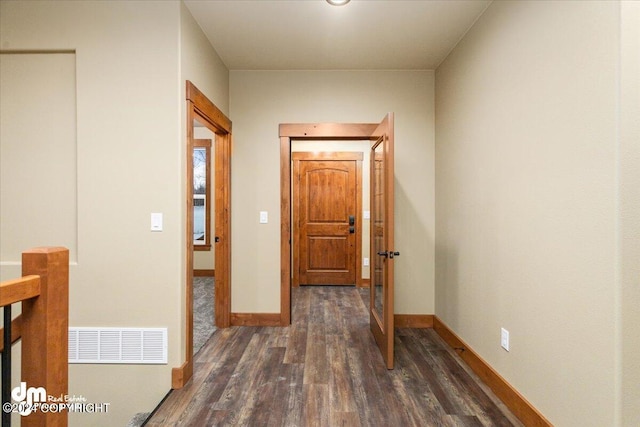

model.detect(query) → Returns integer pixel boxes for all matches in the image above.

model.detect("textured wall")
[435,1,620,425]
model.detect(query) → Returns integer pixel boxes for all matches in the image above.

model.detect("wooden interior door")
[370,113,396,369]
[293,152,363,286]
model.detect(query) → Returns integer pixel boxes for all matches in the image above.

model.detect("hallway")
[146,286,521,426]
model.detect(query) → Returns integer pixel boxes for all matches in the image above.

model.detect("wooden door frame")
[292,151,364,287]
[280,123,379,325]
[173,81,232,389]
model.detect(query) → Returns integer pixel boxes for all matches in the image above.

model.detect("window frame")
[193,138,212,251]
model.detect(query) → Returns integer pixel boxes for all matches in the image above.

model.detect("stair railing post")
[20,247,69,427]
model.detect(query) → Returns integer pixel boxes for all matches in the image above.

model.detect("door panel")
[293,153,362,286]
[370,113,395,369]
[300,160,356,285]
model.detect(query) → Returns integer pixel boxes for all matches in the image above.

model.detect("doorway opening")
[280,116,396,368]
[291,147,368,288]
[173,81,232,389]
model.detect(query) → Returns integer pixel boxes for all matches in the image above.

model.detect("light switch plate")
[363,210,371,220]
[151,213,163,231]
[259,211,268,224]
[501,328,510,351]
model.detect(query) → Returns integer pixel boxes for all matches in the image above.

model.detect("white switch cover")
[151,213,163,231]
[363,210,371,220]
[363,258,369,266]
[501,328,510,351]
[259,211,268,224]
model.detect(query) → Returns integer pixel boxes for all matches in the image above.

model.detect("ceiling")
[184,0,492,70]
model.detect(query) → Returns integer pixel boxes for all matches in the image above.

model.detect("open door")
[370,113,396,369]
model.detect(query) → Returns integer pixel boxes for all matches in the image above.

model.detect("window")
[193,140,211,249]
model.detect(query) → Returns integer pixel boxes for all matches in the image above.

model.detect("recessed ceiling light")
[326,0,350,6]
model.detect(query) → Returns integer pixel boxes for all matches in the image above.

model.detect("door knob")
[349,226,355,234]
[349,215,355,226]
[389,251,400,259]
[377,251,389,258]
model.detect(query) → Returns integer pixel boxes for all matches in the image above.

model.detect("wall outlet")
[363,257,369,266]
[501,328,510,351]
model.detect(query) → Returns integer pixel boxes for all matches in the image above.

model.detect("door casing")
[280,123,381,325]
[173,81,232,389]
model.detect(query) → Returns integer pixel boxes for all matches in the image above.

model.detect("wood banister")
[20,247,69,427]
[0,275,41,307]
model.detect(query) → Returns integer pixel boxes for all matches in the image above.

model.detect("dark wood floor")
[146,286,522,426]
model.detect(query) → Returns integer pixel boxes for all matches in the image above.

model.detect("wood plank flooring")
[146,286,522,426]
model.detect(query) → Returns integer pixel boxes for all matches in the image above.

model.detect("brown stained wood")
[214,131,232,329]
[186,81,231,133]
[355,157,363,288]
[395,314,435,328]
[147,287,524,427]
[292,152,364,162]
[20,247,69,427]
[177,81,233,388]
[369,113,396,370]
[171,361,192,390]
[294,154,361,285]
[230,312,281,326]
[177,99,196,390]
[0,314,22,353]
[280,135,292,323]
[193,269,214,277]
[358,278,371,288]
[292,152,363,287]
[280,123,378,138]
[0,275,40,306]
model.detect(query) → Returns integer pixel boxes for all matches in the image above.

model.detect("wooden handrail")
[1,275,41,307]
[0,247,69,427]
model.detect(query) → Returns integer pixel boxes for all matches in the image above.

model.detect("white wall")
[435,1,624,425]
[229,70,435,315]
[0,1,229,425]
